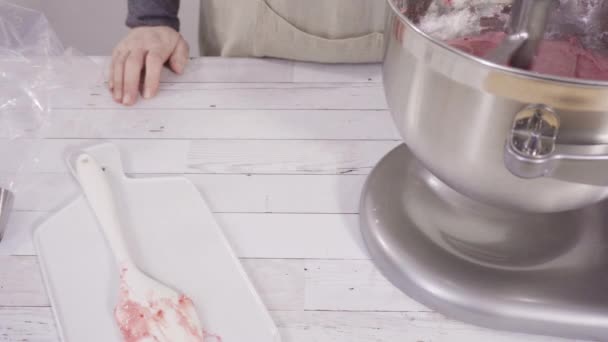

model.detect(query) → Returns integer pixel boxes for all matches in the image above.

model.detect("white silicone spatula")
[75,153,206,342]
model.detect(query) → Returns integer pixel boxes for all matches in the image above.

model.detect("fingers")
[122,49,146,105]
[108,58,114,91]
[110,27,187,105]
[112,50,129,103]
[143,51,164,99]
[169,38,189,74]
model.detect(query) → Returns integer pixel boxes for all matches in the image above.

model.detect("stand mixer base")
[359,144,608,341]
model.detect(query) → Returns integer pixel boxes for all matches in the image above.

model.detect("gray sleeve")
[126,0,181,31]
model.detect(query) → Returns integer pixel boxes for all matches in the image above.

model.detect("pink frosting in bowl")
[448,31,608,80]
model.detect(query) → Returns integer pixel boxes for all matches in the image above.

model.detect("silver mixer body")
[359,0,608,340]
[384,0,608,213]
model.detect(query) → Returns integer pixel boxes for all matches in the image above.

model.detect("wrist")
[126,17,179,32]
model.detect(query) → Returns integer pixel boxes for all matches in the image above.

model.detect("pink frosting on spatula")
[114,267,221,342]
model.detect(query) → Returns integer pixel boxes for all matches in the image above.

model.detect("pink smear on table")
[448,31,608,80]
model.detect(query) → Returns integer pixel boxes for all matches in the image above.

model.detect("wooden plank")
[70,57,295,84]
[160,58,295,83]
[293,62,381,83]
[89,57,382,84]
[50,83,387,110]
[218,213,367,260]
[187,139,398,174]
[0,307,58,342]
[9,174,366,213]
[242,259,305,312]
[2,212,368,260]
[0,257,307,311]
[272,311,576,342]
[0,257,427,312]
[37,109,399,140]
[167,59,382,84]
[0,308,577,342]
[0,139,398,174]
[303,259,427,312]
[0,257,48,307]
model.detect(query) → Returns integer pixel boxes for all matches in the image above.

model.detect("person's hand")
[109,26,189,105]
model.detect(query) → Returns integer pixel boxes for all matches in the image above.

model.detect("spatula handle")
[75,153,132,267]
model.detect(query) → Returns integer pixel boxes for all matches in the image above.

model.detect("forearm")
[126,0,180,31]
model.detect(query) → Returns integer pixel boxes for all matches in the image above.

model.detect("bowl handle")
[504,104,608,186]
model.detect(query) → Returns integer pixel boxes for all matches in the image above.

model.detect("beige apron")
[198,0,386,63]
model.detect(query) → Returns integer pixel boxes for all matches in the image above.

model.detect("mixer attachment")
[486,0,558,68]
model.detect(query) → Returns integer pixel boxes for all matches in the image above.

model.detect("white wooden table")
[0,57,580,342]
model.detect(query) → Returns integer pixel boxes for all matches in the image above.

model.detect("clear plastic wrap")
[0,2,99,243]
[0,2,63,241]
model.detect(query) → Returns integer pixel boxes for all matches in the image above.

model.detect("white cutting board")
[34,142,280,342]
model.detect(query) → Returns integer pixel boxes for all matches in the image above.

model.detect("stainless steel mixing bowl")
[384,0,608,213]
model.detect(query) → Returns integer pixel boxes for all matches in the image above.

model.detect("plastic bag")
[0,2,99,243]
[1,2,62,185]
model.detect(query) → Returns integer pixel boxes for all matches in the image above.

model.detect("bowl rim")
[387,0,608,88]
